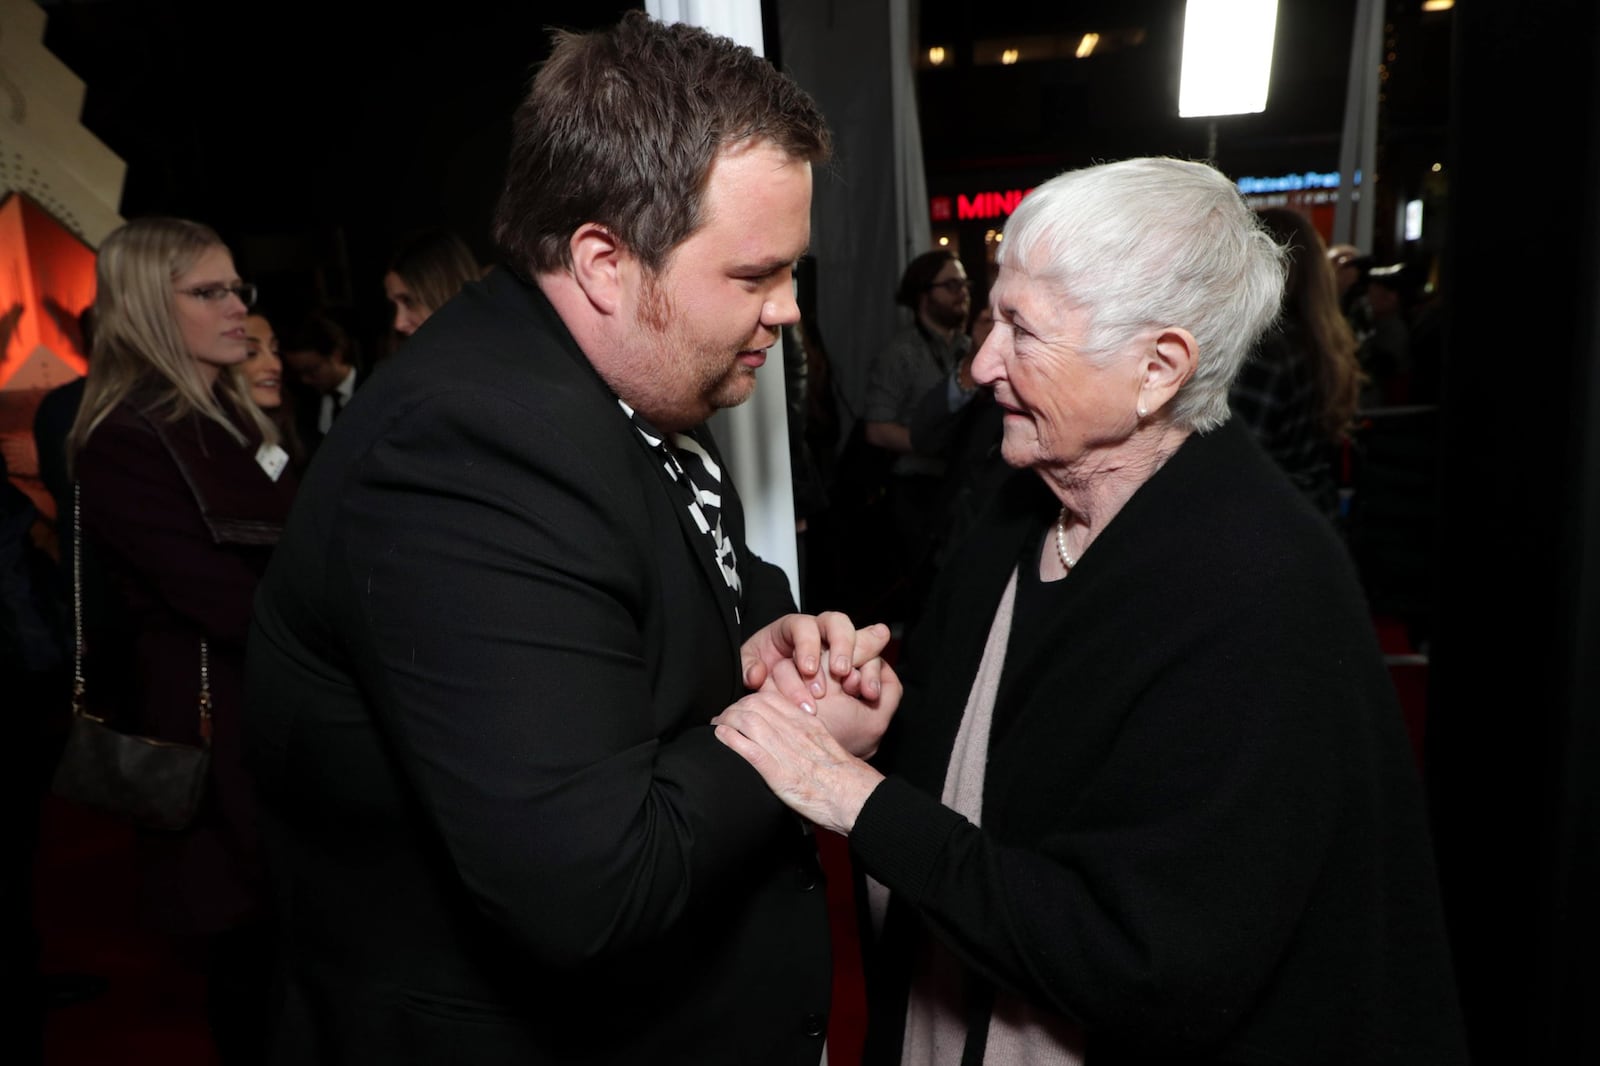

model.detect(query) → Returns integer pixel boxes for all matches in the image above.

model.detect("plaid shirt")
[1229,320,1338,518]
[864,321,971,477]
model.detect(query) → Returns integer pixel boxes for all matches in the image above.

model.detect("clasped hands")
[714,612,897,834]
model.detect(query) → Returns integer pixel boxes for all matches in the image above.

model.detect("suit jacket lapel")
[518,275,749,655]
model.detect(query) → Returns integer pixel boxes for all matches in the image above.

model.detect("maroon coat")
[76,392,297,934]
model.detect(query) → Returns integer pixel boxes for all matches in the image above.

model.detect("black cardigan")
[851,418,1468,1065]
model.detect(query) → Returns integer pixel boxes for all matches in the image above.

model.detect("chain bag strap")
[51,480,213,831]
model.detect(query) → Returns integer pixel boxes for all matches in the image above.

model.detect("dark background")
[909,0,1452,306]
[914,0,1450,181]
[38,0,1451,354]
[39,0,640,352]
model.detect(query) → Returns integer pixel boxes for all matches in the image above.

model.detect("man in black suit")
[244,12,896,1065]
[279,308,360,457]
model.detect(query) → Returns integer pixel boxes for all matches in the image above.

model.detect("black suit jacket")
[292,365,362,459]
[245,269,831,1065]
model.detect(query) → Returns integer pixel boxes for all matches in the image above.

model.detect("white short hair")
[999,157,1287,431]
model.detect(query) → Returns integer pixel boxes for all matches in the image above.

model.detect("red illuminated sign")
[930,188,1033,223]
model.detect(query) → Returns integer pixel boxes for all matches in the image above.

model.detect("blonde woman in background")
[68,216,298,1066]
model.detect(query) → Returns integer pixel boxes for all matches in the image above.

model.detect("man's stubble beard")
[637,273,756,430]
[931,299,970,333]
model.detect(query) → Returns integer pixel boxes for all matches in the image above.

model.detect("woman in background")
[1229,206,1363,520]
[241,309,306,474]
[382,227,480,341]
[68,217,298,1066]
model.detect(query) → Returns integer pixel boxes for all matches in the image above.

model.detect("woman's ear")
[1138,327,1199,417]
[567,223,627,316]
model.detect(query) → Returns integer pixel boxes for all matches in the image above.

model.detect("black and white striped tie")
[620,400,743,613]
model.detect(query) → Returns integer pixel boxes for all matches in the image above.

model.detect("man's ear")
[568,223,628,315]
[1138,326,1199,417]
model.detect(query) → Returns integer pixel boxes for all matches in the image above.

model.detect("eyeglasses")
[927,278,972,294]
[177,282,258,308]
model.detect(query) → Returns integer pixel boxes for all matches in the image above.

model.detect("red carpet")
[34,796,218,1065]
[1372,614,1430,772]
[32,794,872,1066]
[819,828,868,1066]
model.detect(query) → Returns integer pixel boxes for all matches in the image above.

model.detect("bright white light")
[1179,0,1279,117]
[1405,199,1423,241]
[938,236,950,246]
[1001,48,1020,65]
[1075,33,1100,59]
[1421,0,1454,11]
[928,46,947,66]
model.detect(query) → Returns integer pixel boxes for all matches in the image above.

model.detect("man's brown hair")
[492,11,831,277]
[895,249,960,311]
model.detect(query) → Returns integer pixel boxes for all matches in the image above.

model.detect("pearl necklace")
[1054,506,1078,571]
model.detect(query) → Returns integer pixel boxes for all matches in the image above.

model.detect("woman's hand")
[759,654,901,758]
[740,612,892,706]
[713,690,886,835]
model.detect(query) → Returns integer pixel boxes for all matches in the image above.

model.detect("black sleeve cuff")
[849,774,968,905]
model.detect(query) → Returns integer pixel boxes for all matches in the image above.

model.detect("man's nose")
[763,287,801,328]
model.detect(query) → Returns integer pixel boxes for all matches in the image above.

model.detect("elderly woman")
[715,158,1467,1065]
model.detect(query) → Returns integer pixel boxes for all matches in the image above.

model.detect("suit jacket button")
[795,861,820,891]
[802,1012,826,1038]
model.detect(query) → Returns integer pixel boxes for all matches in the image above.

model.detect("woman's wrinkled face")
[970,263,1143,475]
[240,314,283,409]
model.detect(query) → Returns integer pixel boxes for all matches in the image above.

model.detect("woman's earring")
[1137,404,1147,418]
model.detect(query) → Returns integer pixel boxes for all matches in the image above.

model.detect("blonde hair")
[68,217,277,466]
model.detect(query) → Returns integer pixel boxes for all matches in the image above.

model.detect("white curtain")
[646,0,765,52]
[646,0,803,606]
[777,0,926,433]
[890,1,932,276]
